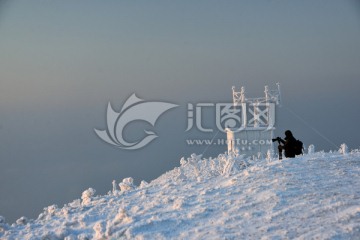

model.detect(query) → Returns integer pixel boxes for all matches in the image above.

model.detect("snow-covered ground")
[1,148,360,239]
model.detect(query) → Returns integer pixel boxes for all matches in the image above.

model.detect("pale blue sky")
[1,0,360,223]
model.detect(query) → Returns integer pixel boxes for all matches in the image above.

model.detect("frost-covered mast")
[227,83,281,157]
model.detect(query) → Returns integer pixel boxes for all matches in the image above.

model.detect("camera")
[272,137,281,143]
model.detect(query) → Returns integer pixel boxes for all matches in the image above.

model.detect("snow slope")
[1,149,360,239]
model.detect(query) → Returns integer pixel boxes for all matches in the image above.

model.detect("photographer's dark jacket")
[280,136,296,158]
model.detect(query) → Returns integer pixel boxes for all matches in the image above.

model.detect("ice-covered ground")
[1,147,360,239]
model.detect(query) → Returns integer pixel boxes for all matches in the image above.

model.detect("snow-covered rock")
[1,148,360,239]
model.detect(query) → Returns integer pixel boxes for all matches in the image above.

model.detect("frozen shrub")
[266,149,274,162]
[81,188,96,205]
[119,177,135,192]
[139,180,148,188]
[16,216,28,225]
[351,148,360,154]
[65,199,81,210]
[38,205,59,220]
[339,143,348,155]
[46,205,58,215]
[93,221,105,239]
[308,144,315,154]
[113,207,132,224]
[176,167,186,181]
[112,180,117,194]
[180,157,187,166]
[170,153,248,181]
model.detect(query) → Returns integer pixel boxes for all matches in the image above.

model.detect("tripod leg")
[278,145,283,160]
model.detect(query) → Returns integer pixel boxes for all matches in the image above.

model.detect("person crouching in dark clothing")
[278,130,296,158]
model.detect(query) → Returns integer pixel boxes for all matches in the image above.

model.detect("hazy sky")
[1,0,360,223]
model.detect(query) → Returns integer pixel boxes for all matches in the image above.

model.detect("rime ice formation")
[1,147,360,239]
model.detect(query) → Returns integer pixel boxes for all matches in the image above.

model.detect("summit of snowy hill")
[1,149,360,239]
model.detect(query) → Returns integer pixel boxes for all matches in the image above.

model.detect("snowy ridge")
[1,148,360,239]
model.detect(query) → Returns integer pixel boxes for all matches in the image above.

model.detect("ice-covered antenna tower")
[226,83,281,158]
